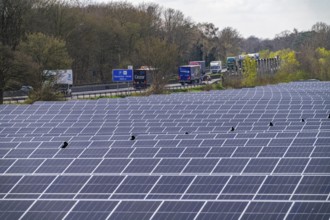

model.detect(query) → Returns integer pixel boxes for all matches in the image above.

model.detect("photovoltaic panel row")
[1,175,329,200]
[0,200,329,220]
[0,81,330,219]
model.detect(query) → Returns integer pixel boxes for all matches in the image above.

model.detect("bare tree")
[0,0,33,103]
[133,37,178,93]
[218,27,242,60]
[311,22,330,49]
[242,36,262,53]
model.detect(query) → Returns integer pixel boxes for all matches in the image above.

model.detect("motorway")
[4,71,225,103]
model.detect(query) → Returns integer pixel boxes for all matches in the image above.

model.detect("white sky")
[92,0,330,39]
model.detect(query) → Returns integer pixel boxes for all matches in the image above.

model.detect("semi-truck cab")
[210,61,222,73]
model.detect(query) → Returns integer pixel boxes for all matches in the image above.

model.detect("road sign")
[112,69,133,82]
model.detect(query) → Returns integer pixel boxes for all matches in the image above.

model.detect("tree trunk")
[0,88,3,104]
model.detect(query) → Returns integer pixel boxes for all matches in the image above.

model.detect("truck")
[133,69,149,89]
[133,67,156,89]
[43,69,73,95]
[226,57,237,72]
[178,65,201,85]
[210,61,222,73]
[189,61,206,75]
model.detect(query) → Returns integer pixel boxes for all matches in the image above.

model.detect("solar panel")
[1,81,330,218]
[21,200,76,219]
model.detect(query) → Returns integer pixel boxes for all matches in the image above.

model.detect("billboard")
[112,69,133,82]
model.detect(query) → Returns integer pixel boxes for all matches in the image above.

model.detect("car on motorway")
[20,86,33,94]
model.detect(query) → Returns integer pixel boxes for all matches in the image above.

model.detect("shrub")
[315,47,330,80]
[203,84,213,91]
[222,74,243,88]
[242,56,257,87]
[25,84,64,104]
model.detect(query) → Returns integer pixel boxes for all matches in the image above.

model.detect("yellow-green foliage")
[268,49,308,82]
[242,56,257,87]
[315,47,330,80]
[271,49,299,74]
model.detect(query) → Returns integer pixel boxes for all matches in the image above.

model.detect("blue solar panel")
[213,158,249,173]
[258,176,301,194]
[0,200,34,220]
[109,201,160,220]
[186,176,229,195]
[80,176,124,194]
[287,202,330,220]
[150,176,194,194]
[22,200,76,220]
[241,202,291,220]
[114,176,158,195]
[181,147,210,158]
[153,159,189,173]
[35,159,73,173]
[123,159,160,173]
[0,176,22,193]
[1,81,330,218]
[152,201,204,220]
[64,159,101,173]
[273,158,309,173]
[243,158,279,173]
[183,159,218,173]
[10,176,55,194]
[65,201,118,220]
[196,202,247,220]
[222,176,265,194]
[0,159,16,173]
[232,147,261,157]
[45,176,89,194]
[6,159,44,174]
[93,159,130,173]
[206,147,235,157]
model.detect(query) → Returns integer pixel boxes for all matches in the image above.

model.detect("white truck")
[43,69,73,95]
[210,61,222,74]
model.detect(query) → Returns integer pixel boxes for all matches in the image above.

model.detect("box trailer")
[178,65,201,85]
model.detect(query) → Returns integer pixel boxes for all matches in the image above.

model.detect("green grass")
[81,82,224,100]
[87,94,128,100]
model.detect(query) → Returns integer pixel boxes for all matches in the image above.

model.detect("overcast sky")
[93,0,330,39]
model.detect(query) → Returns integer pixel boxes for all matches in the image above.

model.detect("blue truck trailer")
[178,65,201,85]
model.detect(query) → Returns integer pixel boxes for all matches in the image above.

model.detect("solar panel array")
[0,81,330,220]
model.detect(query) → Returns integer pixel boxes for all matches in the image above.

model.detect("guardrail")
[4,80,221,104]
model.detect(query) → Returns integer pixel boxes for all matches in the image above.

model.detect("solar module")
[0,81,330,219]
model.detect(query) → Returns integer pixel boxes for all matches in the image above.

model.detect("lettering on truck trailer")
[180,69,190,73]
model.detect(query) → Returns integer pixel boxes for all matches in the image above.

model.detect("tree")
[242,36,261,53]
[0,43,38,104]
[270,49,305,82]
[197,22,219,63]
[218,27,242,60]
[0,0,33,103]
[315,47,330,80]
[311,22,330,49]
[0,0,32,50]
[18,32,72,89]
[242,56,257,87]
[162,8,194,63]
[133,37,178,93]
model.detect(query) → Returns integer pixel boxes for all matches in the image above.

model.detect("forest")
[1,0,330,103]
